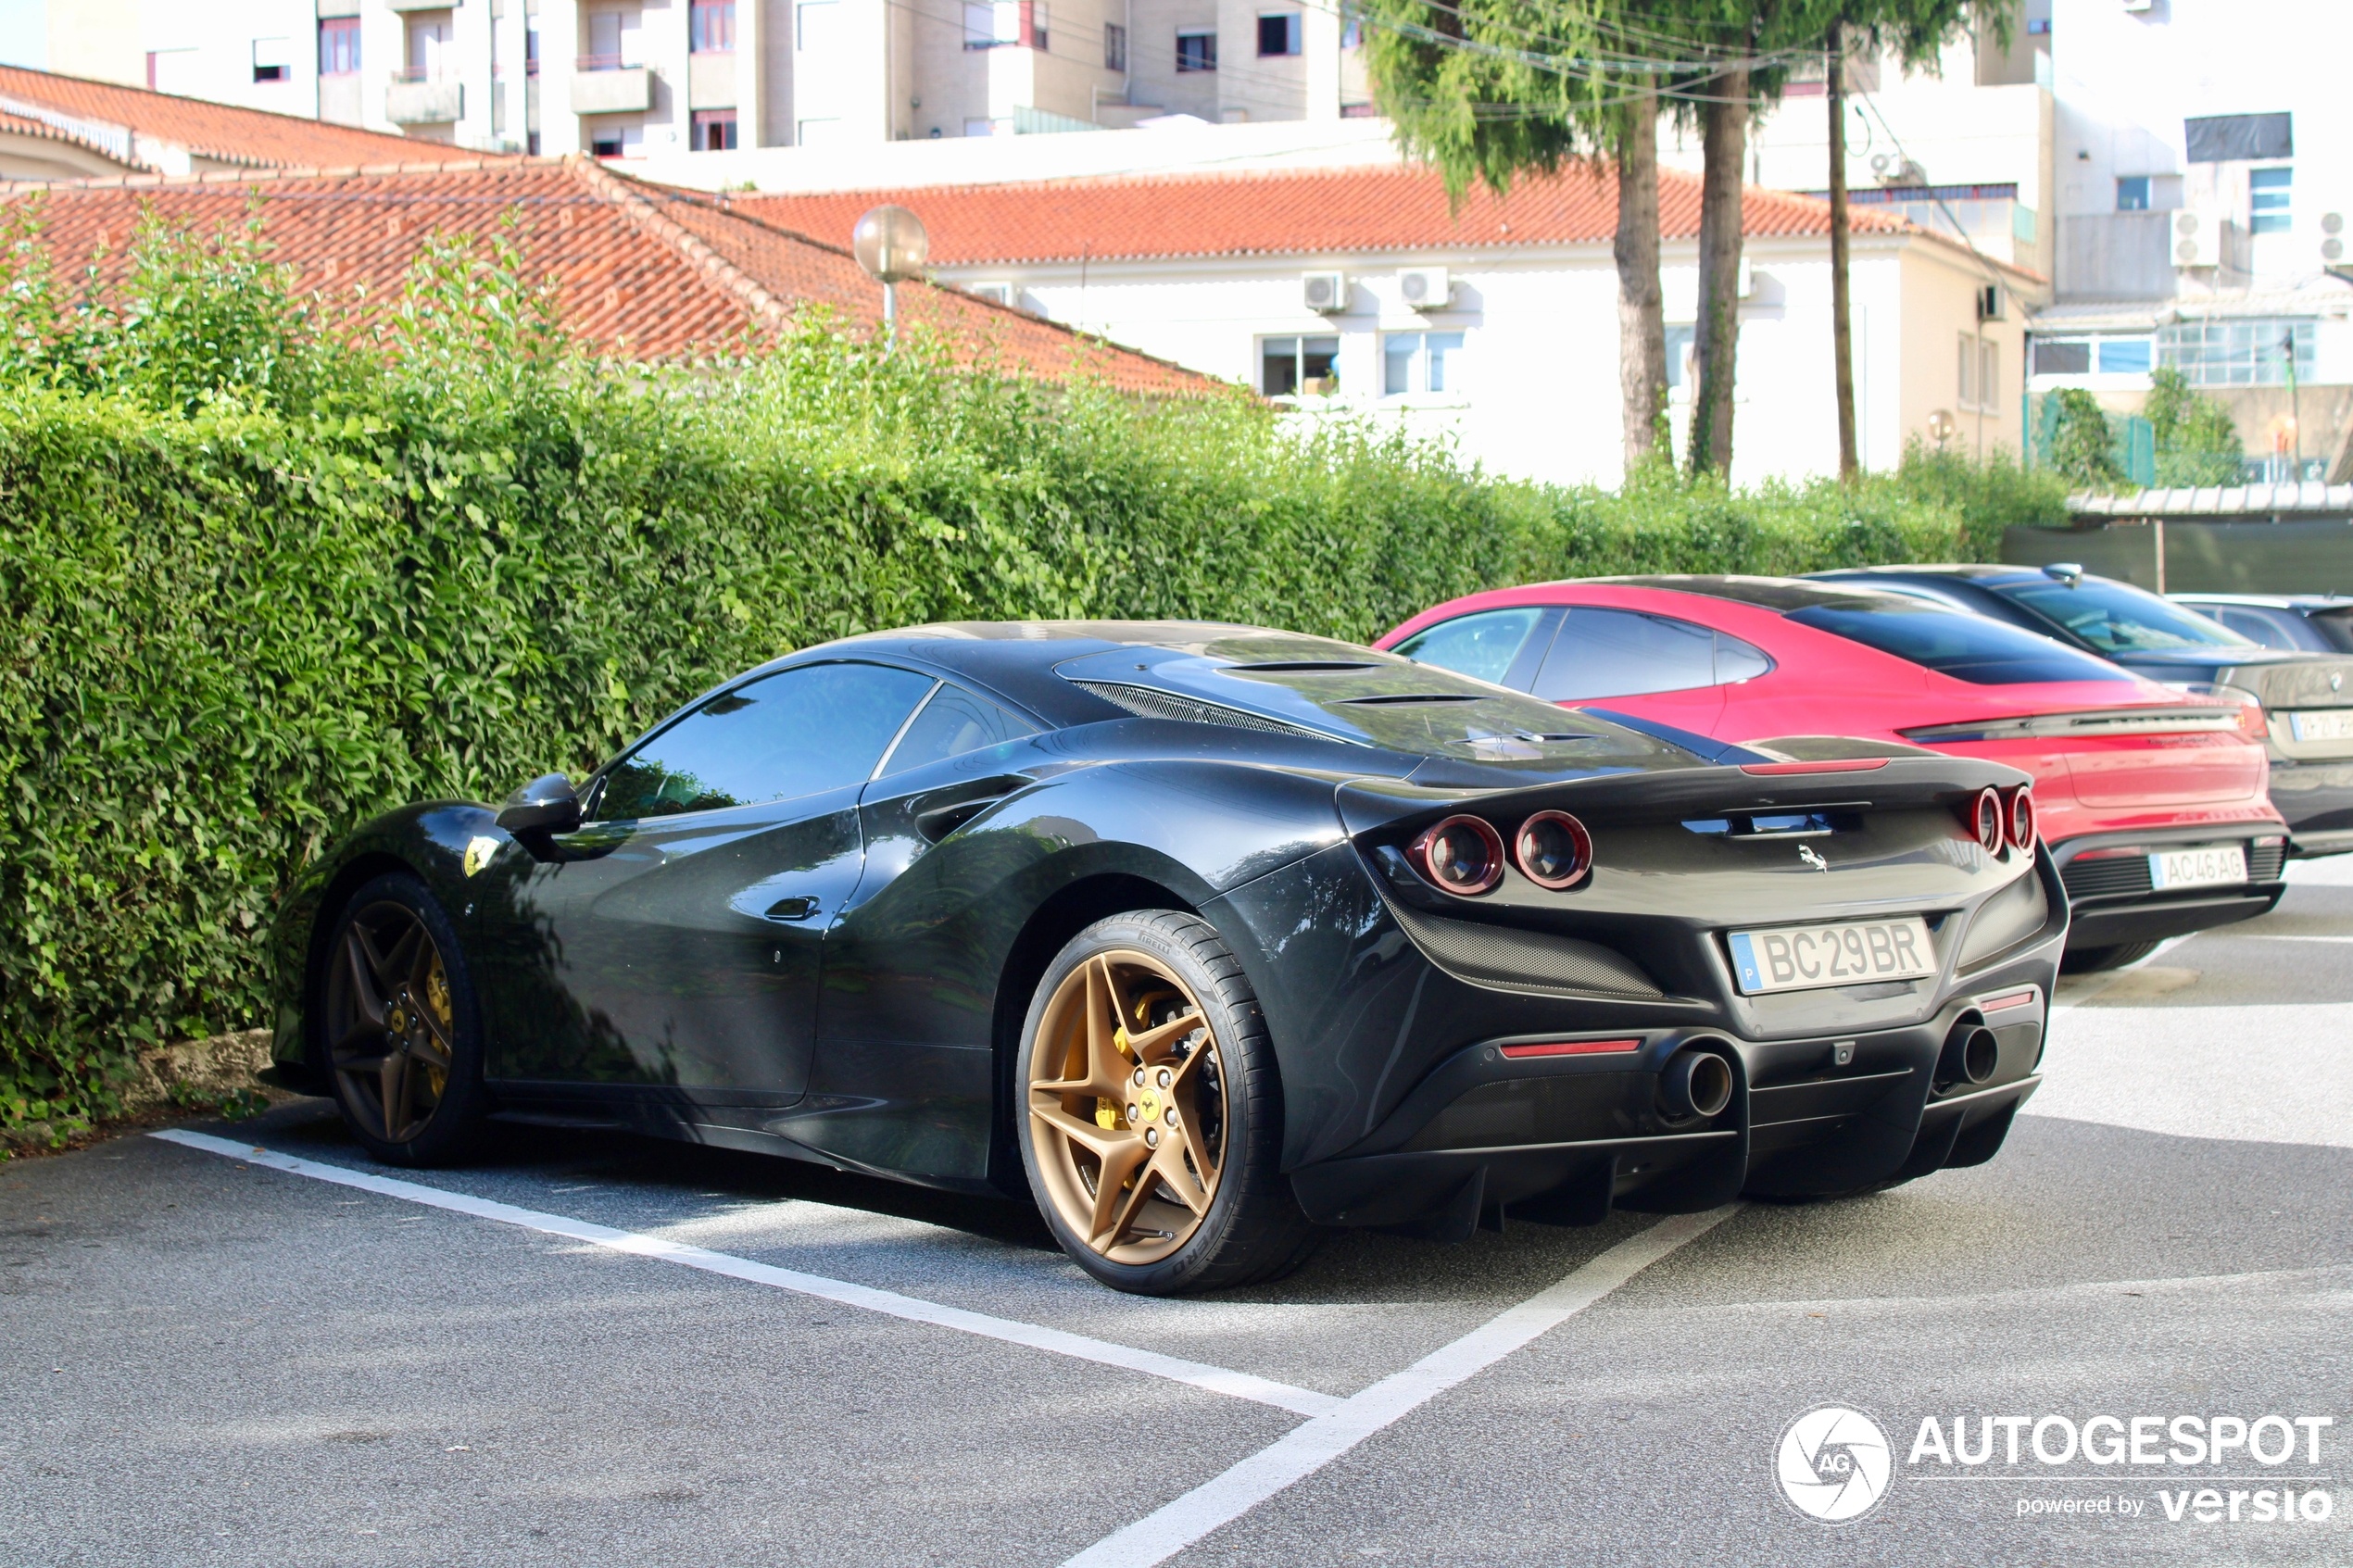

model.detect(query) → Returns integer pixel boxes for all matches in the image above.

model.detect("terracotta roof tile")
[0,64,490,172]
[0,157,1214,395]
[736,163,1927,267]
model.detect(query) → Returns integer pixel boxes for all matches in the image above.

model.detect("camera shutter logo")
[1777,1406,1893,1523]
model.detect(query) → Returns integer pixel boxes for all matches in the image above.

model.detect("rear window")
[1994,578,2254,655]
[1787,600,2133,685]
[2201,604,2332,652]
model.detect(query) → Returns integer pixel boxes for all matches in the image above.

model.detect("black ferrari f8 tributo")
[269,622,2064,1294]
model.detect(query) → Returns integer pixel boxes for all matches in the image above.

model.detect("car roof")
[1813,564,2044,585]
[2173,593,2353,611]
[1581,574,1942,614]
[786,621,1402,721]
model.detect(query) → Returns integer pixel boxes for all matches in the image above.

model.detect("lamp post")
[852,205,929,352]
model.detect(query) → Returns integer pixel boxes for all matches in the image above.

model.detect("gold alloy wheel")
[1027,951,1228,1265]
[324,901,457,1144]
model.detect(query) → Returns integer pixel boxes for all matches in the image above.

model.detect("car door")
[784,682,1049,1178]
[1529,605,1755,735]
[484,659,937,1098]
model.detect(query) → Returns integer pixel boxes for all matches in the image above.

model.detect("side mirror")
[497,773,583,838]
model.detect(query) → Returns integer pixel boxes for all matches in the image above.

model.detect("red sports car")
[1378,576,2287,972]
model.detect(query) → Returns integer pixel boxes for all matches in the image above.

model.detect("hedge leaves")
[0,212,2038,1136]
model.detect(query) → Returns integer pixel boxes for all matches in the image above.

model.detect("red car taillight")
[1409,814,1505,897]
[1514,810,1593,890]
[2007,787,2037,852]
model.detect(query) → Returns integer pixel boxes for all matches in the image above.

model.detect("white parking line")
[1059,1205,1740,1568]
[150,1130,1340,1419]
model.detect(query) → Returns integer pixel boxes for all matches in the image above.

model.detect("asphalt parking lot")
[6,863,2351,1568]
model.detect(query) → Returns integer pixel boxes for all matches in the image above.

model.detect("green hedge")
[0,219,2025,1136]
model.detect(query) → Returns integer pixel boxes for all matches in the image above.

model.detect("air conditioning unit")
[1869,152,1926,186]
[1976,282,2007,322]
[1302,270,1348,313]
[1397,266,1451,310]
[2174,208,2222,268]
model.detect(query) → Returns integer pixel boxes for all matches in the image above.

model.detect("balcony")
[571,61,650,116]
[687,51,736,109]
[385,75,462,124]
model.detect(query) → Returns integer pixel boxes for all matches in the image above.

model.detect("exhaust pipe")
[1658,1048,1734,1121]
[1938,1019,2000,1088]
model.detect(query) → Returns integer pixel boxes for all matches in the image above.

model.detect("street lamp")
[852,204,929,350]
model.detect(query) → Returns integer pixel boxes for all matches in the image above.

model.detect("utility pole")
[2286,329,2303,479]
[1829,21,1858,481]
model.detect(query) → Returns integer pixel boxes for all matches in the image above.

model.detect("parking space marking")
[150,1130,1341,1418]
[1060,1205,1740,1568]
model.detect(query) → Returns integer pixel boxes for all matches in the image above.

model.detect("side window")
[1714,630,1773,684]
[2210,607,2303,651]
[878,683,1038,777]
[597,662,936,821]
[1392,608,1546,685]
[1532,608,1717,700]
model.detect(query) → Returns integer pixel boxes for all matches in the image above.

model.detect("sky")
[0,0,43,69]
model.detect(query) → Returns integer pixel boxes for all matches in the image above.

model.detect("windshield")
[1994,577,2256,655]
[1788,599,2133,685]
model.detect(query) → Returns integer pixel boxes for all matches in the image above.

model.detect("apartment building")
[8,0,1372,159]
[2013,0,2353,479]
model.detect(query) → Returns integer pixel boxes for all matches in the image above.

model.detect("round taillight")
[2007,788,2037,852]
[1514,810,1593,891]
[1409,815,1505,897]
[1972,787,2004,854]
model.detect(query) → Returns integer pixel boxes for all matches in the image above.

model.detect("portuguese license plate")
[2149,844,2246,890]
[1727,917,1936,996]
[2288,710,2353,743]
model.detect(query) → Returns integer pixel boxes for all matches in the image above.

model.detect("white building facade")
[14,0,1374,157]
[749,168,2039,489]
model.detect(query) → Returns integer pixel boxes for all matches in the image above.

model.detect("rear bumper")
[2267,757,2353,855]
[2049,825,2287,951]
[1288,979,2051,1235]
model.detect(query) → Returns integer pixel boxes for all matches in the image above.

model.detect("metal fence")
[2026,394,2156,488]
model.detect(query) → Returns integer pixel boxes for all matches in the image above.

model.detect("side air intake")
[1072,681,1336,743]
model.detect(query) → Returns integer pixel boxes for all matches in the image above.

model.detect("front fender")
[266,801,507,1078]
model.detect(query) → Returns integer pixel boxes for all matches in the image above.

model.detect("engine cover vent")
[1073,680,1334,742]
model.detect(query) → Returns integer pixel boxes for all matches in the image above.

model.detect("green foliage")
[2145,366,2245,487]
[0,211,2008,1134]
[2042,388,2132,489]
[1893,439,2070,555]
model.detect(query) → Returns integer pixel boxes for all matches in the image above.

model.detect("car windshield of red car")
[1994,578,2255,656]
[1786,599,2134,685]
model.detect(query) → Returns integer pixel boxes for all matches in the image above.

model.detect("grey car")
[2170,593,2353,656]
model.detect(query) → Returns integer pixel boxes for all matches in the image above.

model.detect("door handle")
[762,896,821,922]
